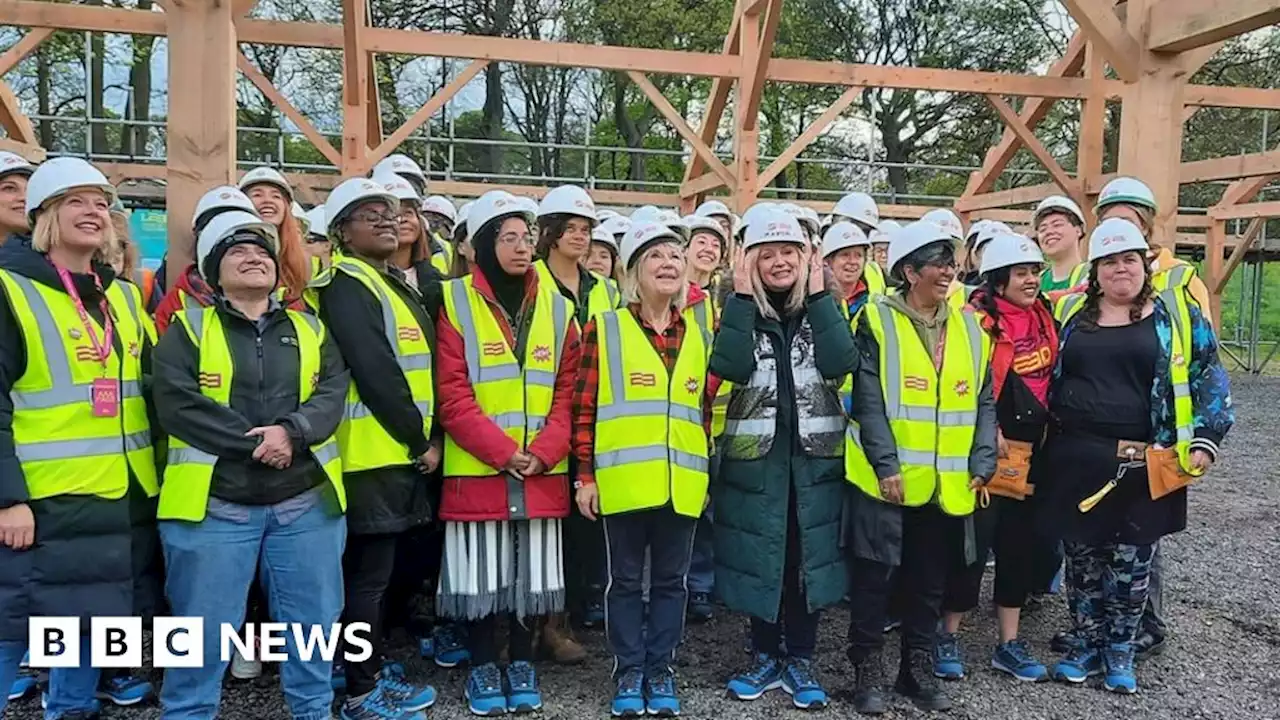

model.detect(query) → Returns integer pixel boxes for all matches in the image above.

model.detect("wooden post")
[733,6,761,213]
[1078,41,1107,227]
[165,0,237,281]
[341,0,370,176]
[1205,219,1225,328]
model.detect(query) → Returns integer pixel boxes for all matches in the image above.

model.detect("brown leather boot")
[539,613,587,664]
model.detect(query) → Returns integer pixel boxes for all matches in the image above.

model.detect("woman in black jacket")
[152,208,351,719]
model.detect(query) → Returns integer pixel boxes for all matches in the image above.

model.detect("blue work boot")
[991,639,1048,682]
[611,668,645,717]
[932,632,965,679]
[780,657,828,710]
[1052,645,1104,684]
[726,654,784,701]
[340,687,425,720]
[1102,644,1138,694]
[378,661,437,712]
[95,674,155,706]
[504,661,542,714]
[644,670,681,717]
[433,623,471,668]
[466,663,507,716]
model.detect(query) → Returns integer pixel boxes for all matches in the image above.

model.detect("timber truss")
[2,0,1280,320]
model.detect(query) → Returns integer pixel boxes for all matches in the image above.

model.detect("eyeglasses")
[498,233,535,247]
[352,211,400,225]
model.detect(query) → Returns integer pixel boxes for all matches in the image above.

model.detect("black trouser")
[942,497,1054,613]
[847,505,950,665]
[385,525,444,637]
[564,458,606,617]
[468,613,536,665]
[342,533,399,697]
[750,487,820,659]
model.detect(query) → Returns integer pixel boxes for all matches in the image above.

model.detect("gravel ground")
[8,376,1279,720]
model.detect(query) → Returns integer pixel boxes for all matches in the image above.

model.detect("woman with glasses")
[314,178,440,720]
[435,190,579,716]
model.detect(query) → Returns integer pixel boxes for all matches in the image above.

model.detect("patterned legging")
[1064,541,1157,649]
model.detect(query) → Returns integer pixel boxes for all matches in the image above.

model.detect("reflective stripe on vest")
[0,271,156,500]
[594,310,711,518]
[160,307,345,521]
[845,298,991,516]
[328,257,435,472]
[685,297,733,438]
[441,275,571,488]
[1054,292,1086,324]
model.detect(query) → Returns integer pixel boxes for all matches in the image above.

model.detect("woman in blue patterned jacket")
[1035,218,1232,696]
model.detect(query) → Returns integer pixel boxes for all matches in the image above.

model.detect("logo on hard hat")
[1101,234,1125,246]
[219,192,231,200]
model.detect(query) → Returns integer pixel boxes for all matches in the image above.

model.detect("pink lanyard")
[55,265,114,370]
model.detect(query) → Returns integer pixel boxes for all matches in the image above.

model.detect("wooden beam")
[1180,149,1280,184]
[962,32,1088,200]
[1147,0,1280,53]
[682,1,743,193]
[0,137,46,161]
[0,81,36,144]
[1060,0,1142,81]
[1211,219,1264,294]
[740,0,783,132]
[164,0,237,285]
[985,94,1083,204]
[369,59,488,168]
[1219,174,1275,207]
[757,85,860,189]
[680,172,728,198]
[1205,219,1225,326]
[733,7,761,212]
[236,52,342,167]
[1208,200,1280,221]
[1078,41,1108,224]
[366,53,382,150]
[0,27,54,76]
[626,70,736,190]
[341,0,369,175]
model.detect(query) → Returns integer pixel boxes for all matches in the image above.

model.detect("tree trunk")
[122,0,156,158]
[612,75,646,188]
[481,62,504,175]
[880,116,909,197]
[87,0,107,154]
[36,44,53,148]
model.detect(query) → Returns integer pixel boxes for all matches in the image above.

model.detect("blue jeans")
[603,509,696,676]
[687,501,714,595]
[158,496,346,720]
[45,635,102,719]
[0,638,24,716]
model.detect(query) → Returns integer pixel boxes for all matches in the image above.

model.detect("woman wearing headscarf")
[571,221,717,717]
[0,158,158,719]
[931,233,1058,685]
[714,210,856,710]
[434,190,580,715]
[1040,218,1232,694]
[316,178,439,720]
[844,220,996,715]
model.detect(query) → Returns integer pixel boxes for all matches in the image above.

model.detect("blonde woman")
[712,209,856,710]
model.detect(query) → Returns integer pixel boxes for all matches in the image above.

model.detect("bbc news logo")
[28,618,373,668]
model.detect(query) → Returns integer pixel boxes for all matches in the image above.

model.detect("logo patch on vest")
[954,380,970,396]
[68,328,82,340]
[1172,353,1184,367]
[482,341,506,356]
[685,377,699,394]
[629,372,656,387]
[198,372,223,389]
[129,341,140,358]
[904,375,929,391]
[397,326,422,342]
[74,345,101,362]
[532,345,552,363]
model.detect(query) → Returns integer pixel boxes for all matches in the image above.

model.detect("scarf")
[474,232,526,321]
[991,293,1055,404]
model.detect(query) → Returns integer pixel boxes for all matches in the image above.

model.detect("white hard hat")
[324,177,399,230]
[1034,195,1086,226]
[455,201,474,236]
[597,208,620,223]
[0,151,35,179]
[780,203,819,235]
[538,185,597,225]
[422,195,457,224]
[801,206,821,230]
[620,222,682,270]
[695,199,732,219]
[1088,217,1149,262]
[972,220,1012,252]
[600,215,632,238]
[371,154,426,188]
[196,210,279,281]
[630,205,664,225]
[303,205,328,238]
[833,192,879,228]
[738,202,780,235]
[887,220,953,276]
[376,170,421,205]
[24,157,116,222]
[821,221,871,259]
[291,201,310,235]
[469,190,535,240]
[741,210,808,252]
[979,233,1044,275]
[872,219,901,244]
[192,185,258,232]
[1096,177,1157,213]
[591,226,618,252]
[683,214,726,242]
[238,166,292,199]
[920,208,964,241]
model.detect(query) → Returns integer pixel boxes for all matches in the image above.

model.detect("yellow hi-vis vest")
[1058,289,1200,477]
[685,293,733,439]
[864,261,887,295]
[430,232,454,276]
[534,259,619,324]
[160,307,344,521]
[846,297,992,516]
[441,275,572,476]
[0,270,157,500]
[836,296,870,413]
[325,256,435,472]
[594,310,711,517]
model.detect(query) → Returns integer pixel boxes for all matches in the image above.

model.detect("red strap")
[55,265,114,369]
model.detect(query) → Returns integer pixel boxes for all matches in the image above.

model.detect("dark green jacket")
[709,291,857,622]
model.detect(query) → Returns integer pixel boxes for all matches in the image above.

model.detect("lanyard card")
[91,377,120,417]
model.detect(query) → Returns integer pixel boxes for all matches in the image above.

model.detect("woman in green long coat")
[710,209,858,710]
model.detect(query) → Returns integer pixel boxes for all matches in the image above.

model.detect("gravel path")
[8,376,1278,720]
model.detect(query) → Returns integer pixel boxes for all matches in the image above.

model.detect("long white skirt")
[436,518,566,621]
